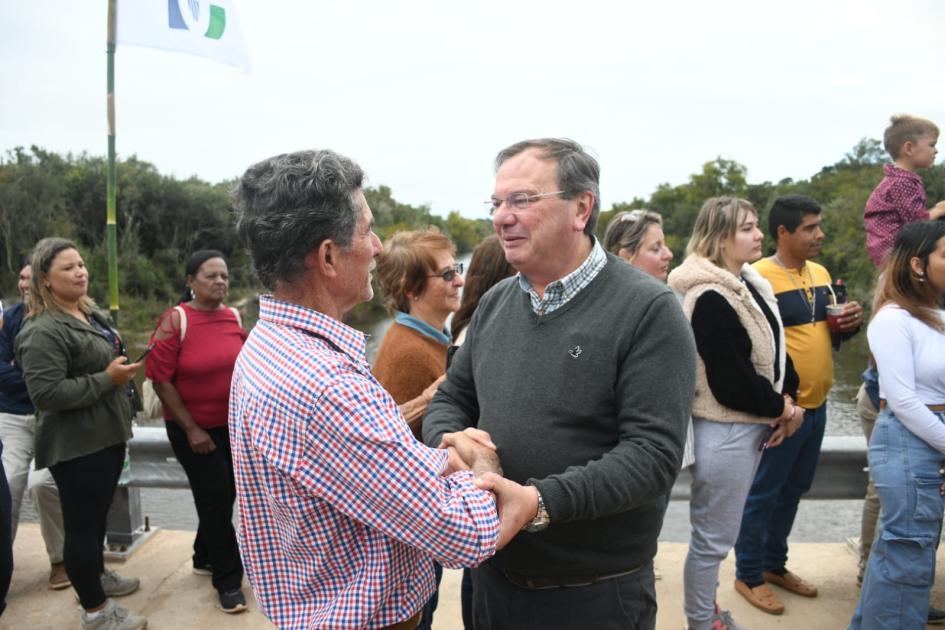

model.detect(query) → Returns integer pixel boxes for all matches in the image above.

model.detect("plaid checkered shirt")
[229,296,499,629]
[516,237,607,314]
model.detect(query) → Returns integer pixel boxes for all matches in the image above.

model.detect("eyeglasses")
[485,190,565,215]
[428,263,464,282]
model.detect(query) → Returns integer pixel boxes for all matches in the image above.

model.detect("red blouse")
[145,303,247,429]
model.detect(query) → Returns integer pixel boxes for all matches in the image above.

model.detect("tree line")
[2,141,943,327]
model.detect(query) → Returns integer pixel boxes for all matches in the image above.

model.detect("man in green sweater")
[424,138,696,630]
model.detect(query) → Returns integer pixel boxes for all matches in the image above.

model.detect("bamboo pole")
[106,0,119,324]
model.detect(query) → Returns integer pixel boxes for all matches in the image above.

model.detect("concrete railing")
[106,429,871,550]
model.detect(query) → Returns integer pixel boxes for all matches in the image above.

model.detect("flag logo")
[168,1,226,40]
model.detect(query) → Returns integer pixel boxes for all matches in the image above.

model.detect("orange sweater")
[372,322,447,439]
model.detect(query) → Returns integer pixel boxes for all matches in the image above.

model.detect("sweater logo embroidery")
[568,345,583,358]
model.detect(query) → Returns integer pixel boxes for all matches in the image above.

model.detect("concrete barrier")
[107,428,871,551]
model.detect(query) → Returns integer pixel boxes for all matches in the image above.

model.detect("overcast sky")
[3,0,944,221]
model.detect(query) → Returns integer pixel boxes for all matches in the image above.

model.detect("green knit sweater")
[424,255,696,577]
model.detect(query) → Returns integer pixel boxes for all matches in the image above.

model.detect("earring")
[189,288,195,300]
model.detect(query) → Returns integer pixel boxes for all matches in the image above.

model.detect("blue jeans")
[734,403,827,582]
[849,410,945,629]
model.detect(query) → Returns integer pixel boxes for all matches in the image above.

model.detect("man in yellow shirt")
[733,195,862,615]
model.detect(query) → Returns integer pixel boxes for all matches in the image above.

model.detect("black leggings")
[49,443,125,609]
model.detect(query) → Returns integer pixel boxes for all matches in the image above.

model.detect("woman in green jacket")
[15,238,146,630]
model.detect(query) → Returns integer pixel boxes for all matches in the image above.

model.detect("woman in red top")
[145,250,248,614]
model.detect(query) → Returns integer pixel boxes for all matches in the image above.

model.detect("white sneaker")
[101,569,140,597]
[79,598,147,630]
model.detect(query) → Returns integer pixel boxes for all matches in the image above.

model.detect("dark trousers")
[735,403,828,582]
[461,567,473,630]
[165,421,243,593]
[472,560,657,630]
[49,442,125,609]
[0,443,12,617]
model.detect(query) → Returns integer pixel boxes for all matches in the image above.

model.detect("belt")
[501,564,646,590]
[878,399,945,412]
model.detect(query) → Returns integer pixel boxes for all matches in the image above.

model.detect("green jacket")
[15,309,136,469]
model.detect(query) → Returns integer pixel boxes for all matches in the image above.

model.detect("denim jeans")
[734,403,827,582]
[848,410,945,629]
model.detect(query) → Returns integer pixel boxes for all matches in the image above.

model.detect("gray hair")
[602,209,664,257]
[232,150,364,290]
[495,138,601,235]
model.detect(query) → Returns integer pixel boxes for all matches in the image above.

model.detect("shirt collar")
[517,237,607,310]
[884,163,922,182]
[258,295,367,363]
[393,311,452,345]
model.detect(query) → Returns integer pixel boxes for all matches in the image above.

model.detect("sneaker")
[49,561,71,590]
[709,604,747,630]
[80,598,147,630]
[929,606,945,625]
[101,569,140,598]
[192,563,213,577]
[219,588,247,614]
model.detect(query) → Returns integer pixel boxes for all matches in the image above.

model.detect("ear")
[617,247,635,263]
[308,240,338,278]
[910,256,925,277]
[572,191,595,232]
[776,224,790,241]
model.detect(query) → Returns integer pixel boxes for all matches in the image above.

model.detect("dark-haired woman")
[849,221,945,629]
[451,235,515,345]
[15,237,145,629]
[146,250,248,614]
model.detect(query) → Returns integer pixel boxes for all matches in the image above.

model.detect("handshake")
[437,428,540,550]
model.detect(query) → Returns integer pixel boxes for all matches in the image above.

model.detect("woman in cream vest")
[668,197,801,630]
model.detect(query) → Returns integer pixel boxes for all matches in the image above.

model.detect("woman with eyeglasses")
[603,208,674,281]
[372,226,464,630]
[668,198,800,630]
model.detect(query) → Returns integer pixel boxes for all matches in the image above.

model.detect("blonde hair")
[375,227,455,315]
[686,196,757,268]
[26,237,95,317]
[884,114,939,159]
[602,209,664,258]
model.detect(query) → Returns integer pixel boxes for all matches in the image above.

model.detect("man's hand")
[837,301,863,332]
[475,473,539,550]
[439,428,501,477]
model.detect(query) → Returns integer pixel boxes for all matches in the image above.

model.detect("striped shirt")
[517,237,607,315]
[229,296,499,629]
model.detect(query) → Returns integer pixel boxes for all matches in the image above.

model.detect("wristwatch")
[523,484,550,533]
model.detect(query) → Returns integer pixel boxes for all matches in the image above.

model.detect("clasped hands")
[437,428,538,550]
[764,394,806,449]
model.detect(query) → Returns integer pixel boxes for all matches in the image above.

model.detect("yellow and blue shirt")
[753,257,833,409]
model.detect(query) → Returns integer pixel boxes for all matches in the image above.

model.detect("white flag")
[117,0,251,71]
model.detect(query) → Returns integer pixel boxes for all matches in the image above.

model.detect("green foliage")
[0,146,492,331]
[594,140,936,311]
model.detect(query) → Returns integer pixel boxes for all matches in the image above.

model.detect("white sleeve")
[869,307,945,454]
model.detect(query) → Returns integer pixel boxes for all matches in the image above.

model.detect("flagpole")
[106,0,119,324]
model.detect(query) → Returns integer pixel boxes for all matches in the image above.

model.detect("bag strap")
[173,305,188,342]
[228,306,242,328]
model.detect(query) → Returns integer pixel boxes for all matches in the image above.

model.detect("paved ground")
[8,523,945,629]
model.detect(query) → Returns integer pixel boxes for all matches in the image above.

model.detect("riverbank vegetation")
[2,141,943,333]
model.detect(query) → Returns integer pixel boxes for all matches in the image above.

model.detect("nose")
[454,273,465,287]
[371,232,382,256]
[492,204,516,229]
[663,247,674,261]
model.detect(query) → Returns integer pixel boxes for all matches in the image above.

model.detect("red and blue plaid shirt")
[229,296,499,629]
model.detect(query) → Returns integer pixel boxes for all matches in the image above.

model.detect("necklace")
[772,254,816,324]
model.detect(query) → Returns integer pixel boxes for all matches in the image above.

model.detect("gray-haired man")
[424,138,697,630]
